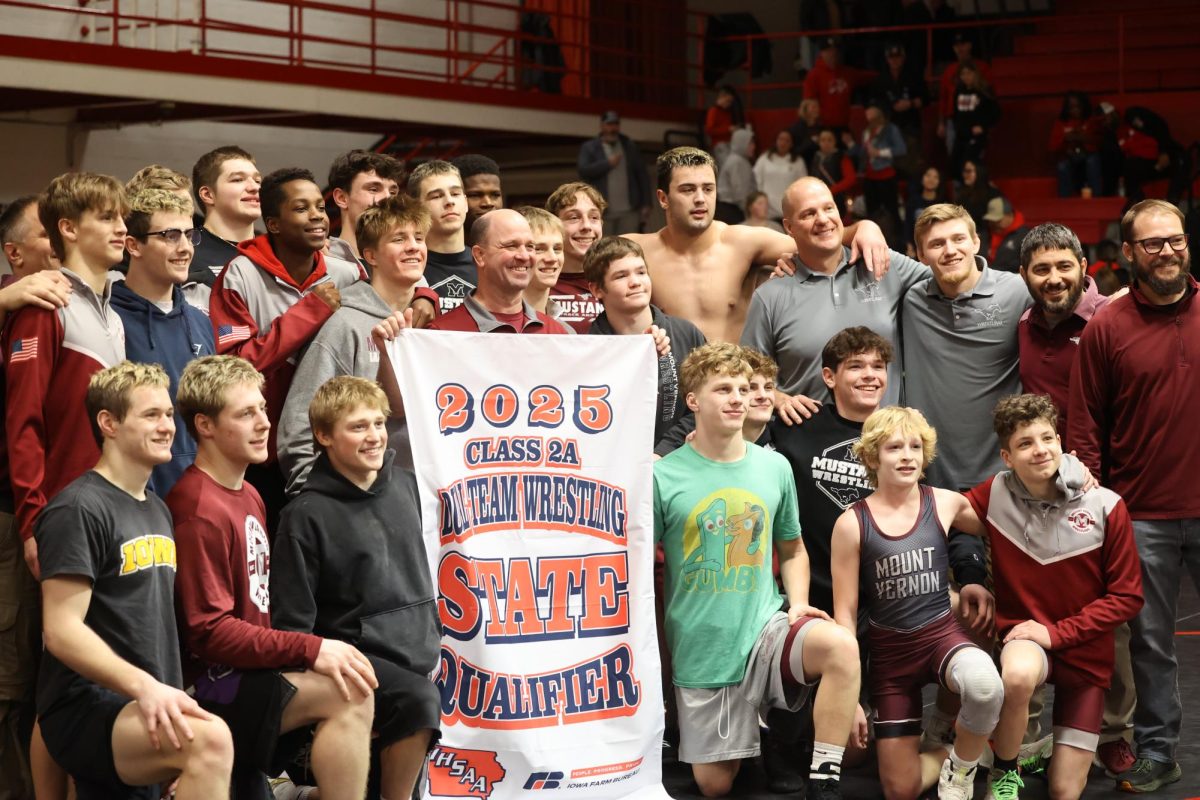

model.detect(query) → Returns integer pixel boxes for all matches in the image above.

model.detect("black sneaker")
[806,777,841,800]
[1117,758,1182,793]
[760,726,805,794]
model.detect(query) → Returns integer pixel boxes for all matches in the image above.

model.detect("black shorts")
[369,654,442,747]
[190,666,306,777]
[38,683,157,799]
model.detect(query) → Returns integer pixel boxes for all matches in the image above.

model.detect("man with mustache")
[1069,199,1197,794]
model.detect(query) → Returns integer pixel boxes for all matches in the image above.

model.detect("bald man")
[740,177,928,425]
[430,209,570,334]
[624,148,889,344]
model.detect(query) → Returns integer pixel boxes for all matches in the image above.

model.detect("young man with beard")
[546,182,607,332]
[625,147,890,344]
[961,395,1142,800]
[408,160,474,313]
[191,146,261,286]
[36,362,235,798]
[209,167,359,528]
[112,190,216,498]
[655,343,863,800]
[451,154,503,230]
[1069,199,1198,793]
[327,149,403,261]
[170,356,375,800]
[272,376,441,800]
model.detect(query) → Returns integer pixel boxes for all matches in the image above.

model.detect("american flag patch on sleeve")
[217,324,252,345]
[9,337,37,364]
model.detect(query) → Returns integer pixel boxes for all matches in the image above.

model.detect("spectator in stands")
[811,129,857,217]
[429,209,570,334]
[191,146,261,287]
[1088,239,1131,291]
[112,189,215,498]
[1096,102,1124,197]
[577,110,651,235]
[1051,91,1104,198]
[905,166,945,256]
[983,196,1030,273]
[545,181,607,332]
[704,85,744,165]
[896,1,933,77]
[950,62,1000,179]
[327,149,404,260]
[954,159,1001,253]
[743,191,784,233]
[451,154,503,231]
[754,130,808,223]
[715,128,757,224]
[517,206,569,325]
[409,160,472,313]
[273,376,441,800]
[1119,106,1187,205]
[804,39,872,132]
[870,43,927,176]
[279,194,436,492]
[787,98,822,168]
[852,104,906,247]
[938,34,995,152]
[209,167,360,530]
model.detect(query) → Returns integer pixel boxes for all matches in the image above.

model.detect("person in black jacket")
[950,62,1001,179]
[271,376,440,800]
[577,111,651,235]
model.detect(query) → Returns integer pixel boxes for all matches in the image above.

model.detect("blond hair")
[176,355,265,439]
[913,203,977,253]
[86,361,170,446]
[679,342,752,397]
[126,189,195,239]
[308,376,391,442]
[39,172,129,260]
[517,205,565,238]
[853,407,938,487]
[545,181,607,217]
[356,194,432,255]
[127,165,192,199]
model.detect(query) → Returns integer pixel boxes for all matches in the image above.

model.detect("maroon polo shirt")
[429,292,570,334]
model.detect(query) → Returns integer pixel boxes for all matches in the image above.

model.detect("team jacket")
[3,270,125,541]
[209,235,362,459]
[964,455,1143,687]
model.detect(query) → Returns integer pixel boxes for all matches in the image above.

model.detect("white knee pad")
[946,646,1004,736]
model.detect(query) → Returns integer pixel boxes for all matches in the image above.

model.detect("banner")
[388,330,669,800]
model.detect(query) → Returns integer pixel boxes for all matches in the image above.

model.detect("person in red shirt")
[545,182,607,332]
[430,209,571,334]
[169,355,375,799]
[803,40,872,132]
[704,85,743,158]
[961,394,1142,800]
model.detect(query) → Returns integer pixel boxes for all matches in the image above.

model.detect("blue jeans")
[1057,152,1103,197]
[1129,518,1200,762]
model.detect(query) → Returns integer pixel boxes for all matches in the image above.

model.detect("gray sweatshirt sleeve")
[278,338,352,495]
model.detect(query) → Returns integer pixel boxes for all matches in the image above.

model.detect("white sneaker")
[938,756,977,800]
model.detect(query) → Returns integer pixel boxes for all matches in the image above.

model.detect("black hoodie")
[270,449,439,674]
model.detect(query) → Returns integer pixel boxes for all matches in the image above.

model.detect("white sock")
[810,742,845,781]
[949,746,979,772]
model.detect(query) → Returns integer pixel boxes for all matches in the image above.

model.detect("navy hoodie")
[110,281,216,497]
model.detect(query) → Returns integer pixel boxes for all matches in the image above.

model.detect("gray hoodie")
[717,128,757,211]
[278,281,413,494]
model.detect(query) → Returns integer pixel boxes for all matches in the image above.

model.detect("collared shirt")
[429,292,570,334]
[902,258,1032,489]
[741,246,927,406]
[1018,278,1108,438]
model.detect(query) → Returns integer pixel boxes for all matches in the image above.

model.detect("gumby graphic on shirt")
[681,488,769,592]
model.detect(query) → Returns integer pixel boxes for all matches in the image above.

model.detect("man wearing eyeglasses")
[112,189,216,497]
[1069,199,1195,794]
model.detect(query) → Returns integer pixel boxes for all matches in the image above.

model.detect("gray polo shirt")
[740,246,927,406]
[901,259,1032,489]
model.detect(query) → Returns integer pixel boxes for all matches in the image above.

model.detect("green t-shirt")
[653,442,801,688]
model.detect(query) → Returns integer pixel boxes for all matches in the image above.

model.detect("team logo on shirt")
[854,282,884,303]
[245,515,270,612]
[119,534,177,575]
[1067,509,1097,534]
[681,488,768,593]
[431,276,474,312]
[977,303,1005,328]
[810,438,872,509]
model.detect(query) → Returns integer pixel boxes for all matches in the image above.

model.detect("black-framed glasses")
[142,228,202,246]
[1133,234,1189,255]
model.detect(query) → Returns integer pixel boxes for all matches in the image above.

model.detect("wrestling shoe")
[985,767,1024,800]
[1017,735,1054,776]
[1096,739,1136,778]
[806,763,842,800]
[760,725,805,793]
[937,757,977,800]
[1116,758,1181,793]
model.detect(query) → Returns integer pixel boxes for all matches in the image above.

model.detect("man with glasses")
[1069,199,1195,794]
[112,189,215,497]
[430,208,569,334]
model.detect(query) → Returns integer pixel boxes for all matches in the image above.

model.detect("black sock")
[994,756,1018,772]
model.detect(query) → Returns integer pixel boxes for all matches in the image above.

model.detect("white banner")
[388,330,669,800]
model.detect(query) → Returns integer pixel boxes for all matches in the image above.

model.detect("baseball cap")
[601,110,620,124]
[983,196,1013,223]
[885,43,905,57]
[1099,101,1116,115]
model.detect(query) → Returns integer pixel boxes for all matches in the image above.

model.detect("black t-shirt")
[424,248,478,313]
[770,407,869,614]
[35,471,183,716]
[190,228,240,287]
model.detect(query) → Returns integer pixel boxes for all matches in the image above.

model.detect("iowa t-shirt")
[653,443,801,688]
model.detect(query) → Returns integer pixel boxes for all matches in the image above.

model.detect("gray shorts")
[675,612,821,764]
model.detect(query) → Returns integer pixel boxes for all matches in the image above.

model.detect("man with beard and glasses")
[1070,199,1195,794]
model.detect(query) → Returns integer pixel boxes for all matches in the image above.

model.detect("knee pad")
[947,647,1004,736]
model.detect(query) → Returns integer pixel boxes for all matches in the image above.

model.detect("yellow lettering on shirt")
[119,535,177,575]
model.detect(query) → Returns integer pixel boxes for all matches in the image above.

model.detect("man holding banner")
[653,343,864,800]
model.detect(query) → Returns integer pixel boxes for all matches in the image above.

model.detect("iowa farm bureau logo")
[523,771,564,790]
[427,746,506,799]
